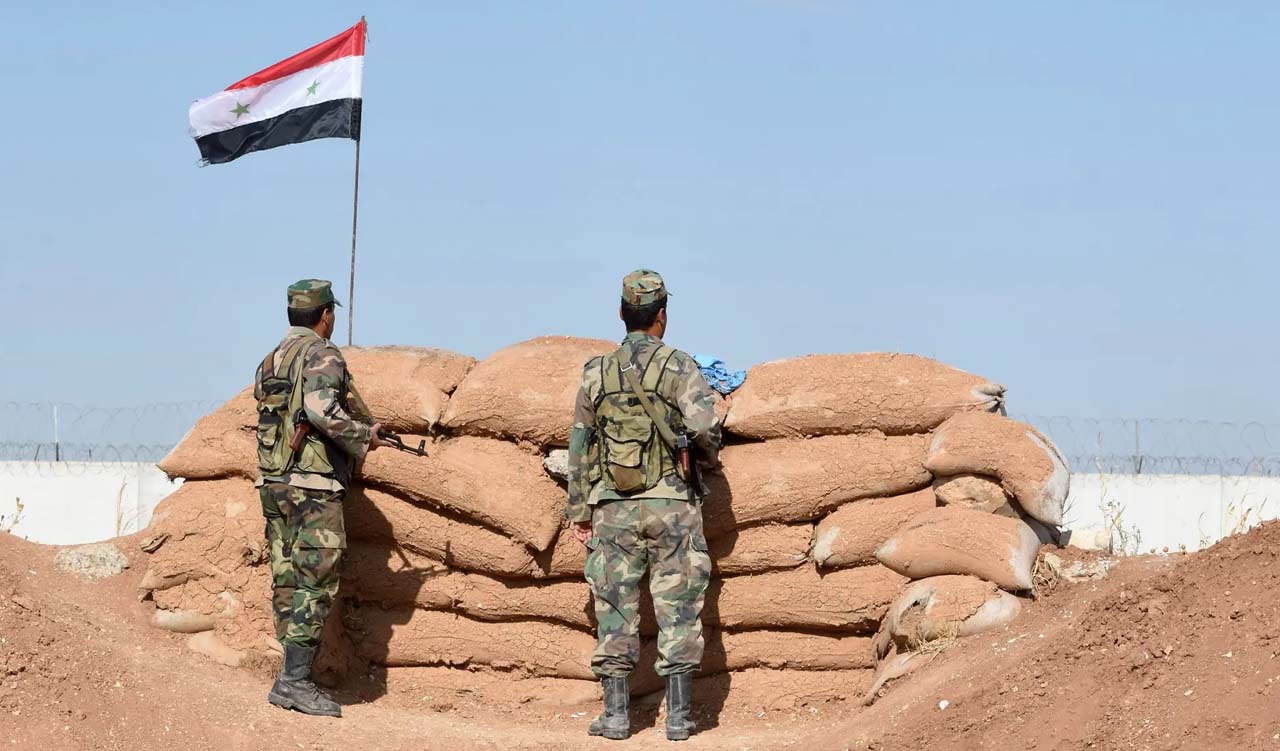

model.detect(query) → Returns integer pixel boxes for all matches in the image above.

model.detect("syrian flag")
[189,19,365,165]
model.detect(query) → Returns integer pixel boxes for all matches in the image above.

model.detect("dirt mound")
[827,522,1280,750]
[0,531,872,749]
[13,512,1280,749]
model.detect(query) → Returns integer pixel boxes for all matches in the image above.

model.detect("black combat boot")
[267,644,342,718]
[665,673,695,741]
[587,676,630,740]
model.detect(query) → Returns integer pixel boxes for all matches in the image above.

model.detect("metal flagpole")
[346,16,367,347]
[348,137,361,346]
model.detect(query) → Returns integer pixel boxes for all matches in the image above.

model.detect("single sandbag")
[349,607,597,679]
[709,523,811,575]
[157,390,257,480]
[362,436,563,551]
[344,487,557,579]
[707,564,906,633]
[381,666,601,708]
[626,630,876,695]
[873,575,1023,659]
[811,489,936,570]
[705,631,875,673]
[187,631,245,668]
[151,608,216,634]
[343,346,475,433]
[875,507,1042,591]
[932,473,1009,512]
[702,434,930,538]
[341,544,594,629]
[672,667,872,706]
[138,478,265,592]
[513,524,802,583]
[925,412,1070,527]
[723,353,1005,440]
[535,530,590,579]
[440,336,616,446]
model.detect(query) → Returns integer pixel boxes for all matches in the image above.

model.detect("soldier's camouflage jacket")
[564,332,721,523]
[254,326,373,492]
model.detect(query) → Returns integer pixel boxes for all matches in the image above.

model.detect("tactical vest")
[256,337,340,479]
[593,344,683,494]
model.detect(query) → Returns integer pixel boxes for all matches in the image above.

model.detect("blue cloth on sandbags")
[693,354,746,395]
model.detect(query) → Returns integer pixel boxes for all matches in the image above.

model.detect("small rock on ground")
[543,449,570,481]
[54,543,129,580]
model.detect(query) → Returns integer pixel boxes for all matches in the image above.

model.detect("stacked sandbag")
[343,346,476,433]
[141,338,1066,706]
[440,336,616,446]
[157,346,476,479]
[875,507,1042,591]
[716,355,1067,705]
[811,489,936,569]
[855,412,1072,703]
[701,434,931,537]
[862,574,1023,705]
[925,411,1070,526]
[723,353,1005,439]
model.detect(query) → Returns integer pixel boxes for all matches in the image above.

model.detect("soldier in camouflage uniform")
[254,279,385,718]
[564,269,722,741]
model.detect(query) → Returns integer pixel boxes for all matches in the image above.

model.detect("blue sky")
[2,1,1277,423]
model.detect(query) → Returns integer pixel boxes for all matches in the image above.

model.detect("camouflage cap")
[287,279,342,310]
[621,269,670,306]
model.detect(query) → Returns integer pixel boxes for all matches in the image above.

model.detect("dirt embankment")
[825,521,1280,751]
[8,524,1280,750]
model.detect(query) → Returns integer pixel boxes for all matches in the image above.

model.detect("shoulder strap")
[283,338,322,413]
[614,345,681,451]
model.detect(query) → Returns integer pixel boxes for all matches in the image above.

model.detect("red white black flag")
[189,20,365,165]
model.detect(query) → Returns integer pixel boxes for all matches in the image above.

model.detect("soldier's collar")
[286,326,322,339]
[621,332,662,345]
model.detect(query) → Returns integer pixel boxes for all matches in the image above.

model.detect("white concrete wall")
[1062,473,1280,555]
[0,462,181,545]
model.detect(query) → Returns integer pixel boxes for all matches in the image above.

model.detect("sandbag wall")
[138,338,1069,699]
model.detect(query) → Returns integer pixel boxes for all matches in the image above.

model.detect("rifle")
[289,412,428,459]
[376,428,429,458]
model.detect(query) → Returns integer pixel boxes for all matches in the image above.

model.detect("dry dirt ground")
[3,523,1280,751]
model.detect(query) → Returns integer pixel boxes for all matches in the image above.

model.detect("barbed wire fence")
[1016,415,1280,477]
[1,402,1279,477]
[0,401,222,463]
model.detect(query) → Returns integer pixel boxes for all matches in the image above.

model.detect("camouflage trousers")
[259,482,346,649]
[585,498,712,678]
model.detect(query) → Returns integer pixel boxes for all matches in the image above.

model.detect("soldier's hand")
[368,422,388,451]
[569,521,592,546]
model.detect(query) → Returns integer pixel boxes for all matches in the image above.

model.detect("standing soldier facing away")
[564,269,722,741]
[254,279,385,718]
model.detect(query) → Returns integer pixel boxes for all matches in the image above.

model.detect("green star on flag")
[306,80,320,96]
[231,102,250,119]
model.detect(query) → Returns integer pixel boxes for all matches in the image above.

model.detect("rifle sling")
[615,346,682,453]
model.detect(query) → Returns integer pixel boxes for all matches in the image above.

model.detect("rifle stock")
[677,432,700,502]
